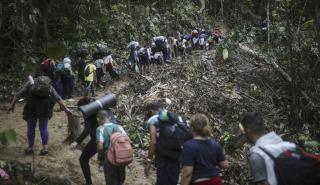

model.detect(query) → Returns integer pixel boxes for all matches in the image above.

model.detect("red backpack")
[107,132,134,166]
[259,147,320,185]
[40,59,54,73]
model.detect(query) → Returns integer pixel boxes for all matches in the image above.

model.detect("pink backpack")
[107,132,134,166]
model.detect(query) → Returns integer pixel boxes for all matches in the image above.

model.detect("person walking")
[70,97,118,185]
[84,60,96,97]
[94,54,105,88]
[180,114,229,185]
[8,75,70,155]
[61,57,74,100]
[241,112,296,185]
[144,103,189,185]
[96,110,127,185]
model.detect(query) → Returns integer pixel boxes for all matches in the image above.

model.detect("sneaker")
[39,149,48,156]
[24,148,34,155]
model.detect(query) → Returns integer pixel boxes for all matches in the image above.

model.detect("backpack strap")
[259,146,276,161]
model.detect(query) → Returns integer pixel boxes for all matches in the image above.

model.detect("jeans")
[27,118,49,148]
[84,81,95,96]
[103,158,125,185]
[79,140,97,185]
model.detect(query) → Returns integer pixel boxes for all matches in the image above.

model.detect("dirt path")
[0,78,155,185]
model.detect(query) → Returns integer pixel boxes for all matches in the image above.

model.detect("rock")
[33,169,72,185]
[165,98,172,105]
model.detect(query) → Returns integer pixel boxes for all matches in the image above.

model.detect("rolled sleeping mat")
[79,94,117,117]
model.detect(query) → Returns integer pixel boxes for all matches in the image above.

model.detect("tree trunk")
[199,0,205,13]
[266,0,270,49]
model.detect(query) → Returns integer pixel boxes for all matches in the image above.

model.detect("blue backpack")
[56,63,66,76]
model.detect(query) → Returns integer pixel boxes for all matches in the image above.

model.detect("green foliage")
[129,130,149,149]
[0,129,17,146]
[222,131,236,144]
[171,0,198,29]
[47,42,66,59]
[22,57,39,75]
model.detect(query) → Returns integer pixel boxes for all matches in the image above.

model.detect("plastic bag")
[223,48,229,60]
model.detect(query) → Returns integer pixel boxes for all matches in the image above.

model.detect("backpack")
[259,147,320,185]
[107,127,134,166]
[32,76,52,97]
[156,111,192,160]
[84,65,93,77]
[56,63,66,76]
[154,39,165,48]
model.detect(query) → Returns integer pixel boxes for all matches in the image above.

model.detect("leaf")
[22,57,38,74]
[302,19,315,26]
[0,129,17,146]
[47,41,66,59]
[223,49,229,60]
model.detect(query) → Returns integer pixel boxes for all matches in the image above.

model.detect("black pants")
[79,140,97,185]
[155,155,180,185]
[96,68,104,84]
[103,159,125,185]
[61,76,74,99]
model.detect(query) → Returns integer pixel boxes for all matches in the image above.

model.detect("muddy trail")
[0,48,279,185]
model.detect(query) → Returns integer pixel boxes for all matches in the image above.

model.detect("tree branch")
[239,43,318,108]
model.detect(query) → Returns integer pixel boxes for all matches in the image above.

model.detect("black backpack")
[84,65,93,77]
[259,147,320,185]
[156,111,192,160]
[32,76,52,97]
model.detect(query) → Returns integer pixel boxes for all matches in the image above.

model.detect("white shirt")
[250,132,296,185]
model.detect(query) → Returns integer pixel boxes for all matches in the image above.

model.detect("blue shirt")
[180,139,226,182]
[95,59,104,68]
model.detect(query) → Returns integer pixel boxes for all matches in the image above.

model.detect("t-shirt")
[84,63,96,82]
[180,139,226,182]
[249,152,268,183]
[96,123,126,150]
[95,59,104,69]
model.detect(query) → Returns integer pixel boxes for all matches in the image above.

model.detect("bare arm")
[147,125,157,160]
[219,160,229,169]
[97,141,104,161]
[57,100,70,114]
[8,82,31,113]
[180,165,193,185]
